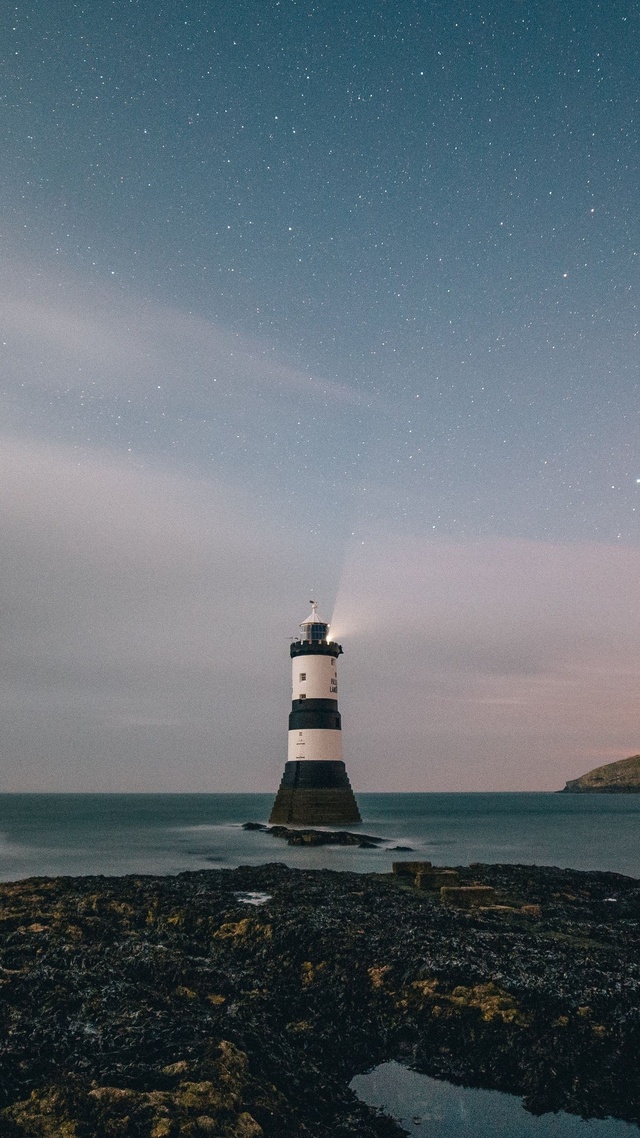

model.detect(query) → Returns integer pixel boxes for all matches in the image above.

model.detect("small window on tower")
[299,673,306,681]
[299,693,307,700]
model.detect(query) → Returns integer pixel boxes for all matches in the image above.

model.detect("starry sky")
[1,0,639,792]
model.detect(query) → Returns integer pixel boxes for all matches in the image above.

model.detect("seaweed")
[0,862,638,1136]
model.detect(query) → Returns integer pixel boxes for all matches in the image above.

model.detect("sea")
[0,791,638,881]
[1,791,638,1137]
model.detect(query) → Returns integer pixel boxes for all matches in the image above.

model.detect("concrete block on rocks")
[392,861,433,877]
[415,869,459,890]
[440,885,496,909]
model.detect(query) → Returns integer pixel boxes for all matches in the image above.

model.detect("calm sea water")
[0,792,638,881]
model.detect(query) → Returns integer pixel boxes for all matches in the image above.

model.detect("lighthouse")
[269,601,361,825]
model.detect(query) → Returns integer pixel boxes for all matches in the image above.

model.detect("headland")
[561,754,640,793]
[0,861,638,1136]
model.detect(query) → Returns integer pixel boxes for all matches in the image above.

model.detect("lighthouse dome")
[300,600,329,643]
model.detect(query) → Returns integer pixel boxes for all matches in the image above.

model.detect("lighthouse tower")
[269,602,361,825]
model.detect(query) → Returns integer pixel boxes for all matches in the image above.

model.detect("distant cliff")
[561,754,640,793]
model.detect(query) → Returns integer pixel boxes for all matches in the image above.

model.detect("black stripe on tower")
[279,760,352,789]
[288,698,342,731]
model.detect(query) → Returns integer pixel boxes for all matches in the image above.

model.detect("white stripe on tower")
[292,651,337,701]
[287,729,343,762]
[288,601,342,762]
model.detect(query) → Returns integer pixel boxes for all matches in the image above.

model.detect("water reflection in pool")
[350,1062,638,1137]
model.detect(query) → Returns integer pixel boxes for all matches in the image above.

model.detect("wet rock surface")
[0,862,639,1136]
[243,822,389,848]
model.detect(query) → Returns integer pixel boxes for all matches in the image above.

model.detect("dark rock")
[267,826,386,848]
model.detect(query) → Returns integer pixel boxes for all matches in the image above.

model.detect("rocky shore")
[0,861,639,1136]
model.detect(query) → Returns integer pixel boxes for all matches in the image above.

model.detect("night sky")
[1,0,639,792]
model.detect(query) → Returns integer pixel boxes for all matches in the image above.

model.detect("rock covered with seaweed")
[0,862,639,1136]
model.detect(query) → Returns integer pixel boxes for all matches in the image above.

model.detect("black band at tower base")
[269,760,361,825]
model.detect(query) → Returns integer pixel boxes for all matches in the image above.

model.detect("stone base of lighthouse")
[269,760,361,825]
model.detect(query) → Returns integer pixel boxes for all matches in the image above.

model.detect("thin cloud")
[0,261,362,406]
